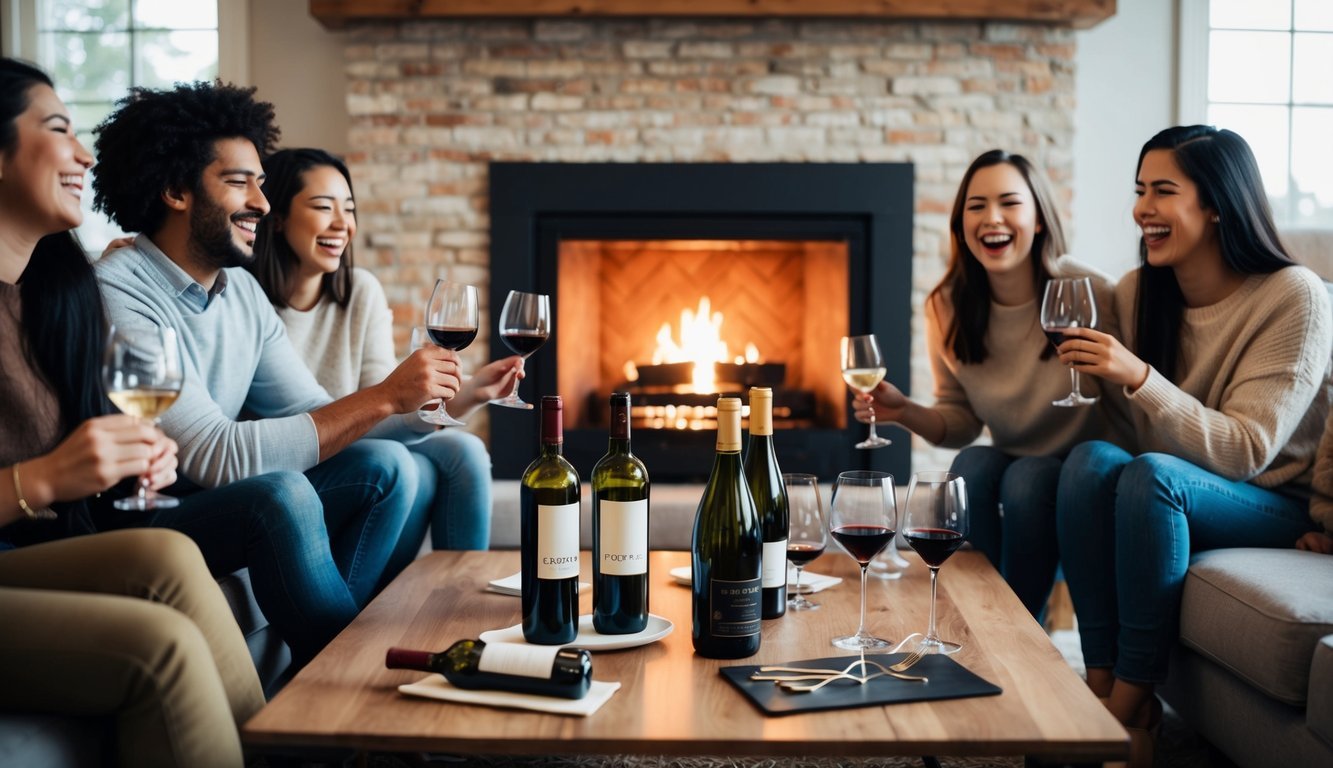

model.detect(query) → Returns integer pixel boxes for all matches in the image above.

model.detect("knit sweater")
[0,282,62,469]
[278,268,397,399]
[1115,265,1333,491]
[926,257,1130,456]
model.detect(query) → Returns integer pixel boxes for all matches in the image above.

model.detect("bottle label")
[709,577,762,638]
[537,502,580,579]
[762,539,788,588]
[477,643,562,680]
[598,499,648,575]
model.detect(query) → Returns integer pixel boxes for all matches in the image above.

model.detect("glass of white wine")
[841,334,890,449]
[103,325,184,510]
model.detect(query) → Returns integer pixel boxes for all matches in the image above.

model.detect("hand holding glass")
[419,280,478,426]
[841,335,890,449]
[1040,277,1099,407]
[490,290,550,410]
[902,471,969,655]
[783,473,827,612]
[828,470,897,649]
[103,325,183,510]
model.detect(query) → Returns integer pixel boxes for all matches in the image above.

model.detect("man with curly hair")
[89,82,455,671]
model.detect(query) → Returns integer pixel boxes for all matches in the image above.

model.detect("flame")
[650,296,736,393]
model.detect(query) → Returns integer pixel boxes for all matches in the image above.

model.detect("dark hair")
[1132,125,1294,381]
[91,81,279,236]
[928,149,1068,364]
[249,148,355,309]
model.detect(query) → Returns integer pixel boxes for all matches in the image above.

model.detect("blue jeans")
[1056,440,1315,684]
[950,445,1062,618]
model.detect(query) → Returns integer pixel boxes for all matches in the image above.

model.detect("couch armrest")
[1311,636,1333,748]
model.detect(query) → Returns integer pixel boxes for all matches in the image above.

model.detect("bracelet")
[12,462,56,521]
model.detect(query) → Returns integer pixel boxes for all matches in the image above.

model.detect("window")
[1,0,246,250]
[1181,0,1333,229]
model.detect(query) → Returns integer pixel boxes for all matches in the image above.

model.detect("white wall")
[247,0,348,154]
[1072,0,1178,278]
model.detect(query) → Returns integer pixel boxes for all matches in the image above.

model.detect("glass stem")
[138,474,150,501]
[926,566,940,640]
[866,405,880,442]
[857,564,870,636]
[1069,367,1082,398]
[792,565,804,596]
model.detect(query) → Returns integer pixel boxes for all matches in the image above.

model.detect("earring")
[1211,215,1220,223]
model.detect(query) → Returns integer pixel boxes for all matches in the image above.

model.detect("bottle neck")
[541,440,564,458]
[609,400,630,452]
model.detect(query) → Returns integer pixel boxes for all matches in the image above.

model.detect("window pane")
[1209,31,1291,103]
[66,101,116,136]
[134,31,218,89]
[1296,0,1333,31]
[74,159,128,253]
[41,0,129,32]
[1211,0,1291,30]
[1207,103,1291,217]
[41,32,131,103]
[1292,107,1333,227]
[1294,33,1333,103]
[134,0,217,29]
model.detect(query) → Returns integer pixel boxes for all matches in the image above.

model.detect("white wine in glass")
[103,325,183,510]
[840,334,891,449]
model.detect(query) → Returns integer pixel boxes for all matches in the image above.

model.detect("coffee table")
[243,550,1127,763]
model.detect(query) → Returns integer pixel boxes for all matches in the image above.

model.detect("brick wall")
[341,18,1077,470]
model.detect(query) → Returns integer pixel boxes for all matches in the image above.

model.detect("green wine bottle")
[592,392,650,635]
[520,396,581,645]
[745,387,788,619]
[691,396,762,659]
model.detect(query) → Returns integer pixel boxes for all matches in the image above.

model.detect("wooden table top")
[243,549,1128,761]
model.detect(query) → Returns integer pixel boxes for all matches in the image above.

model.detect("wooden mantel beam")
[310,1,1116,31]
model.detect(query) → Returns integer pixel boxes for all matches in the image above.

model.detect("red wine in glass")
[902,471,968,655]
[427,326,477,351]
[785,542,825,566]
[1042,328,1069,349]
[830,524,894,564]
[828,470,897,650]
[501,329,549,357]
[904,528,965,568]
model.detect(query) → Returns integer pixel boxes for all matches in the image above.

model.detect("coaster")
[720,653,1001,717]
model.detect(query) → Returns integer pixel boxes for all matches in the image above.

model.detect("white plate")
[479,614,673,651]
[399,675,620,717]
[668,565,842,594]
[486,572,590,597]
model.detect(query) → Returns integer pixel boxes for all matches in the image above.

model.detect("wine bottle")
[745,387,788,619]
[691,396,763,659]
[386,639,592,699]
[592,392,650,635]
[520,396,581,645]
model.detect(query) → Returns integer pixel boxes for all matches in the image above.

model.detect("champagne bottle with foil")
[520,396,581,645]
[592,392,650,634]
[691,396,762,659]
[745,387,788,619]
[386,639,592,699]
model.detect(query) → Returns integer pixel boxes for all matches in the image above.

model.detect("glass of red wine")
[828,470,897,649]
[1040,276,1099,407]
[490,290,550,410]
[902,471,969,655]
[419,280,478,427]
[782,473,827,612]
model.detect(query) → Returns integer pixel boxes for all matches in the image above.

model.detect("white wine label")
[708,577,762,638]
[537,502,581,580]
[477,642,561,679]
[762,539,788,588]
[598,499,648,576]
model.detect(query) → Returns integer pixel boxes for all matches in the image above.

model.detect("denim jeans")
[1056,440,1315,684]
[950,445,1063,618]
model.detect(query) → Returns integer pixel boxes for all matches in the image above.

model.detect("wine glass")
[490,290,550,410]
[841,335,890,449]
[783,473,827,612]
[419,280,479,426]
[902,471,969,655]
[103,325,184,510]
[1040,277,1099,407]
[828,470,897,649]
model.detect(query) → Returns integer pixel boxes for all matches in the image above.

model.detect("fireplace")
[489,162,912,482]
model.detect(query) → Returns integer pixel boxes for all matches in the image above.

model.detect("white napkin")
[486,572,590,597]
[399,675,620,716]
[668,565,842,593]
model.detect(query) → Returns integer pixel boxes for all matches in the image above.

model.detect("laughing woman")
[1053,125,1331,764]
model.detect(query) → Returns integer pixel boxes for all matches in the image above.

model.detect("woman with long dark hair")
[1053,125,1331,764]
[855,149,1128,616]
[0,57,262,768]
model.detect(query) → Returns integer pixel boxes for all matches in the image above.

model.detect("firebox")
[489,163,912,482]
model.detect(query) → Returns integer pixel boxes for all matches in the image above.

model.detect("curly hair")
[92,81,280,235]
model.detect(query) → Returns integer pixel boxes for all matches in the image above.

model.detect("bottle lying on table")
[386,639,593,699]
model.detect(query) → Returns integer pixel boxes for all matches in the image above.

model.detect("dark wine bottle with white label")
[386,639,592,699]
[592,392,650,634]
[691,396,762,659]
[745,387,788,619]
[520,396,580,645]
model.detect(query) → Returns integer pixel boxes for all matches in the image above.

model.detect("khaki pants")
[0,529,265,768]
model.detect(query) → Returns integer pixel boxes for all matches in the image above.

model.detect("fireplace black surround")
[489,162,913,482]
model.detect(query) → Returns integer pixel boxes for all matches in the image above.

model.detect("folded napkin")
[399,675,620,716]
[668,565,842,594]
[486,572,591,596]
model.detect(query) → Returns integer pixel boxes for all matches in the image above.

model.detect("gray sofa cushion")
[1178,548,1333,706]
[1311,636,1333,747]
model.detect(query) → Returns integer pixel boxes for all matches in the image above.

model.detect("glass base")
[113,490,180,511]
[788,594,821,611]
[855,434,891,450]
[419,402,465,426]
[1052,393,1099,407]
[913,635,962,655]
[489,395,533,410]
[832,632,892,650]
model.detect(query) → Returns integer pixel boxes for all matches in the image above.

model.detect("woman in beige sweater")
[1054,125,1331,765]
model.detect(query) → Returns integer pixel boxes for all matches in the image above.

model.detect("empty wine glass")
[783,473,827,612]
[902,471,969,655]
[103,325,184,510]
[419,280,479,426]
[841,334,890,449]
[490,290,550,410]
[1040,277,1099,407]
[828,470,897,650]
